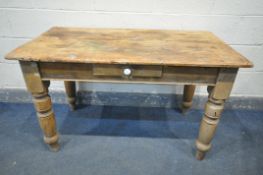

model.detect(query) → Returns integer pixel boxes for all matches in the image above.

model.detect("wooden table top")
[6,27,252,68]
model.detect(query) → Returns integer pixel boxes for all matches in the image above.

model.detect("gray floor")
[0,102,262,175]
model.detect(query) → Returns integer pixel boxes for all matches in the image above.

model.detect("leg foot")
[195,150,206,160]
[43,133,60,151]
[68,101,76,111]
[48,142,60,152]
[181,107,188,114]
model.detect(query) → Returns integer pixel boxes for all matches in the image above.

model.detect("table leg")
[33,81,60,151]
[20,61,59,151]
[64,81,76,110]
[195,86,224,160]
[195,68,237,160]
[182,85,196,113]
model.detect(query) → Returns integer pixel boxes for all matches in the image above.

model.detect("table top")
[6,27,252,68]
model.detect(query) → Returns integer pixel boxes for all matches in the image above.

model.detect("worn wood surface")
[6,27,252,68]
[19,61,45,93]
[212,68,238,99]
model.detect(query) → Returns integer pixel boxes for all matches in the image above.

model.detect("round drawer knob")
[123,68,132,76]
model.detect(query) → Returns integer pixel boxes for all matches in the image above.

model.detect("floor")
[0,102,262,175]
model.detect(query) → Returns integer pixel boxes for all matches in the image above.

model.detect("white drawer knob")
[123,68,131,76]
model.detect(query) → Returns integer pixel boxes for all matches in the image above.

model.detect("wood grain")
[6,27,252,68]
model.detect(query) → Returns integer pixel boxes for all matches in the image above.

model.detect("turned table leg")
[33,81,60,151]
[195,86,224,160]
[195,68,238,160]
[20,61,60,151]
[182,85,196,113]
[64,81,76,110]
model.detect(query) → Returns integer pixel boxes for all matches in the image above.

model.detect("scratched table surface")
[5,27,252,68]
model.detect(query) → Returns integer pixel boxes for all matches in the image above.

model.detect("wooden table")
[5,27,253,160]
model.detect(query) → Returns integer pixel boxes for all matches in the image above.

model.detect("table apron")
[38,62,219,85]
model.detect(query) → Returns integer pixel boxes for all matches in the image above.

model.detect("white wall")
[0,0,262,97]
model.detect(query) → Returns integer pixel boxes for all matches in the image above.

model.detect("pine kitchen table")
[5,27,253,160]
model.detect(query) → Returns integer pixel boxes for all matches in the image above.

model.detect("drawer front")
[93,64,163,78]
